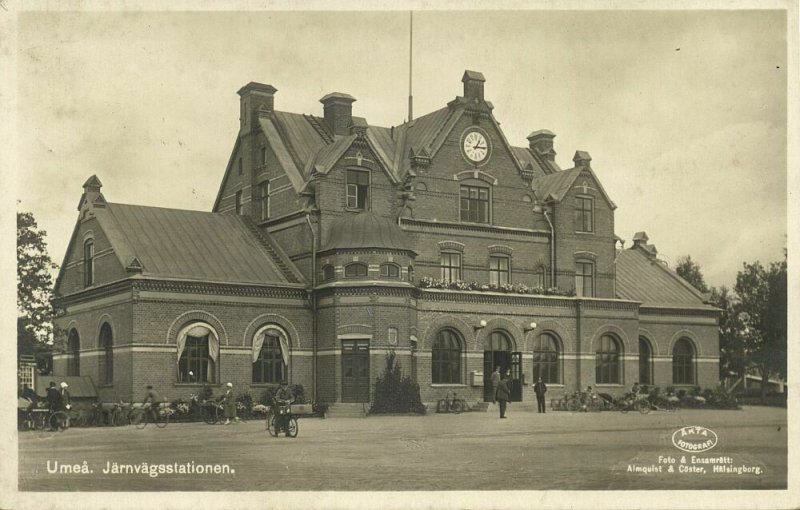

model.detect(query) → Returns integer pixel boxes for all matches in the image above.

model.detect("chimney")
[237,82,277,132]
[527,130,557,162]
[320,92,356,136]
[573,150,592,168]
[462,70,486,101]
[631,231,649,248]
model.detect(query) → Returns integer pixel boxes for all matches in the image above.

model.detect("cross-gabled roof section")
[531,165,617,209]
[96,203,305,286]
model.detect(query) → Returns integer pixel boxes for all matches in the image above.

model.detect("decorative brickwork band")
[437,240,465,252]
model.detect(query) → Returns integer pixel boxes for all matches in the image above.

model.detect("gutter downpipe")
[305,214,318,402]
[543,208,555,287]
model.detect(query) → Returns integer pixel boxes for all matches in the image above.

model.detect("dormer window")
[346,169,370,210]
[83,239,94,287]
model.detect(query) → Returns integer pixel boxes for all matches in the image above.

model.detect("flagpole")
[408,11,413,122]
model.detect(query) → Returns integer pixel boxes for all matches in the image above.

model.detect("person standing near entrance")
[533,377,547,413]
[496,373,511,419]
[490,366,501,403]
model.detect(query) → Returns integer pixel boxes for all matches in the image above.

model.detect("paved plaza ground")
[18,405,786,492]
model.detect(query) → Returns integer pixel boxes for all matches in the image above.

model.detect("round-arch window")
[672,338,695,385]
[488,330,512,351]
[638,337,652,386]
[595,334,621,384]
[533,333,560,384]
[432,329,462,384]
[99,323,113,385]
[67,329,81,376]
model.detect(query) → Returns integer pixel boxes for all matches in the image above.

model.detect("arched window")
[322,265,335,281]
[595,334,621,384]
[84,240,94,287]
[252,333,287,384]
[344,263,368,278]
[177,324,218,383]
[672,338,695,385]
[380,263,400,278]
[533,333,560,384]
[488,330,512,351]
[99,323,113,385]
[432,329,462,384]
[67,329,80,376]
[639,337,652,385]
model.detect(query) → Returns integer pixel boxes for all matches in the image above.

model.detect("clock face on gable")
[461,128,491,164]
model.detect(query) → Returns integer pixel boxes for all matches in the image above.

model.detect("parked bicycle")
[436,391,469,414]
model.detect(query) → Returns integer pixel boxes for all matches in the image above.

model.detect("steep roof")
[616,247,715,309]
[321,211,415,253]
[93,203,304,286]
[531,165,617,209]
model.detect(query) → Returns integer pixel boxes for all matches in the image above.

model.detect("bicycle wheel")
[265,409,274,433]
[286,417,298,438]
[203,405,217,425]
[70,411,85,427]
[636,400,651,414]
[131,409,147,429]
[617,400,629,413]
[155,410,169,428]
[451,400,464,414]
[268,413,278,437]
[49,411,69,431]
[567,398,580,412]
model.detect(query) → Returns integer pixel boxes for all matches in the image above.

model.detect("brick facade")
[52,71,720,407]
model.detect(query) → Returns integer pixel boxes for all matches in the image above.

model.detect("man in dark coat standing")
[496,374,511,419]
[533,377,547,413]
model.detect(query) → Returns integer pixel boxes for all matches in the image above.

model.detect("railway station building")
[52,71,720,407]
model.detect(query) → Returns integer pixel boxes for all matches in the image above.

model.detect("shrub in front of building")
[369,351,426,415]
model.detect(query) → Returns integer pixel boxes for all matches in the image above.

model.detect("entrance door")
[510,352,523,402]
[341,340,370,403]
[483,331,514,401]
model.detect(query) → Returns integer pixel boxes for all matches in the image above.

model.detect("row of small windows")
[440,251,546,288]
[431,330,697,386]
[344,170,595,234]
[322,263,404,281]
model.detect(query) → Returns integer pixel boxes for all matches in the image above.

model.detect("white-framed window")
[346,169,370,210]
[460,185,490,223]
[440,252,462,283]
[575,195,594,232]
[575,260,594,297]
[489,255,510,286]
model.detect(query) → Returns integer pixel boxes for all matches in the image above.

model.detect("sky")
[12,8,789,290]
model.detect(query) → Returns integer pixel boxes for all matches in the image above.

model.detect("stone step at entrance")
[325,403,368,418]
